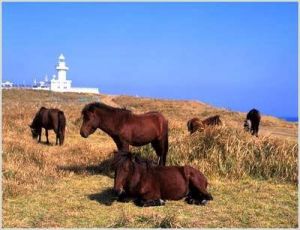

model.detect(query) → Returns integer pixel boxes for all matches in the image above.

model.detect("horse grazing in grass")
[244,108,261,137]
[112,151,213,207]
[80,102,169,166]
[187,115,222,134]
[29,107,66,145]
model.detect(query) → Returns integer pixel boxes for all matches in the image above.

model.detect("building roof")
[59,54,65,61]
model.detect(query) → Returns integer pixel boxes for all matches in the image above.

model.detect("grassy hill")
[3,89,298,227]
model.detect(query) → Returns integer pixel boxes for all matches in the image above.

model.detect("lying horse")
[80,102,169,166]
[112,151,213,207]
[244,108,261,137]
[187,115,222,134]
[29,107,66,145]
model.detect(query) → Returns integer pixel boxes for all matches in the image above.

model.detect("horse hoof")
[194,200,201,205]
[159,199,165,205]
[118,198,130,203]
[134,199,144,207]
[185,197,195,204]
[200,199,208,205]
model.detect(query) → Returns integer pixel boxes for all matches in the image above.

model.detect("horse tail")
[58,111,66,145]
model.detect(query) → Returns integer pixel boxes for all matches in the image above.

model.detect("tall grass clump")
[138,126,297,183]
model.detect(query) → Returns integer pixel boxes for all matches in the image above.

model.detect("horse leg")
[113,136,129,151]
[185,185,210,205]
[117,192,131,203]
[255,123,259,137]
[187,168,213,203]
[151,140,163,165]
[189,182,213,203]
[56,132,59,145]
[135,182,165,207]
[160,139,167,166]
[45,129,49,144]
[152,127,169,166]
[151,137,168,166]
[38,129,42,143]
[136,188,165,207]
[185,195,208,205]
[162,131,168,166]
[136,198,165,207]
[59,131,64,145]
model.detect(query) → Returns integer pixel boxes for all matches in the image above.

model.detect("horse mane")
[31,107,47,128]
[111,151,133,169]
[133,154,156,168]
[82,102,131,115]
[112,151,156,170]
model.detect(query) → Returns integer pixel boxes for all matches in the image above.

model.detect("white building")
[33,75,50,90]
[2,81,13,88]
[33,54,99,94]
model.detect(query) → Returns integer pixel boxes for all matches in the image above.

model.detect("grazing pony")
[29,107,66,145]
[187,115,222,134]
[244,108,261,137]
[112,151,213,207]
[80,102,169,165]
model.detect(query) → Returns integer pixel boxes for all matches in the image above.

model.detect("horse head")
[112,151,135,196]
[29,124,39,139]
[80,104,100,138]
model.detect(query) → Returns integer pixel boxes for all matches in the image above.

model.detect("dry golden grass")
[136,126,297,183]
[3,175,297,228]
[3,89,110,198]
[2,89,298,227]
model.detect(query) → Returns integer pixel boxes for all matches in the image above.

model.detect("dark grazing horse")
[187,115,222,134]
[80,102,169,166]
[244,108,261,137]
[29,107,66,145]
[112,151,213,207]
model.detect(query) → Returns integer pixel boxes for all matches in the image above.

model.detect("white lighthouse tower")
[50,54,72,91]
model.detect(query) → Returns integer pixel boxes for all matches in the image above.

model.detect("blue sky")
[3,2,298,117]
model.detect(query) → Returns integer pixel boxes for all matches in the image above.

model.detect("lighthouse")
[50,54,72,91]
[33,54,99,94]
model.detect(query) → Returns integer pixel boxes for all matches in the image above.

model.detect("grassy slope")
[2,89,298,227]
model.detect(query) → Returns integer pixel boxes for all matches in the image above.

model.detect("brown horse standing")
[29,107,66,145]
[112,151,213,207]
[187,115,222,134]
[80,102,169,165]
